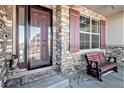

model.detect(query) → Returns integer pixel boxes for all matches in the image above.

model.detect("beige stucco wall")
[106,11,124,46]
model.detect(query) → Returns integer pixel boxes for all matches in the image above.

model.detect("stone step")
[13,74,69,88]
[5,67,57,87]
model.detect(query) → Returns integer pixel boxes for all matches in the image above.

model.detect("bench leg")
[87,69,91,75]
[99,77,102,82]
[97,70,102,82]
[97,76,102,82]
[113,67,118,72]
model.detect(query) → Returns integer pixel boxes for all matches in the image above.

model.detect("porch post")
[56,5,70,73]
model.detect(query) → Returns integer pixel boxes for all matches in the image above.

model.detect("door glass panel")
[18,7,25,63]
[30,25,41,64]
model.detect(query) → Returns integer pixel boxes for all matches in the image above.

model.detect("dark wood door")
[29,8,50,69]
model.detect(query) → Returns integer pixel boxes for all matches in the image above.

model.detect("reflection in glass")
[80,16,90,32]
[80,33,90,49]
[30,26,41,63]
[18,7,25,63]
[92,34,99,48]
[92,20,99,33]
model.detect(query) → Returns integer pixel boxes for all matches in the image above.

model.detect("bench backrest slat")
[86,52,106,63]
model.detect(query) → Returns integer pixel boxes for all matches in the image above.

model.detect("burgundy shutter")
[69,8,80,53]
[100,20,106,49]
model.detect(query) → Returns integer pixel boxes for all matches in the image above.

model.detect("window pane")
[92,42,99,48]
[85,42,90,49]
[80,16,85,23]
[80,33,90,42]
[92,20,99,33]
[80,16,90,32]
[86,18,90,24]
[18,7,25,63]
[80,33,90,49]
[80,16,85,31]
[92,35,99,48]
[80,41,90,49]
[80,23,85,31]
[92,34,99,42]
[86,24,90,32]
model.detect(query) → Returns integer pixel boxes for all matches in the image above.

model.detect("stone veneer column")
[0,5,13,87]
[56,5,81,74]
[56,5,69,73]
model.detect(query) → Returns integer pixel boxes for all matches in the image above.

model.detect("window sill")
[79,48,105,54]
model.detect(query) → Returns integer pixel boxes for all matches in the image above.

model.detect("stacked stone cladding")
[106,45,124,63]
[0,5,12,87]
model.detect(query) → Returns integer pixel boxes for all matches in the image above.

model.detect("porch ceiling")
[83,5,123,16]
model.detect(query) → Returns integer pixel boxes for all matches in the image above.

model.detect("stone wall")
[0,5,13,88]
[106,45,124,63]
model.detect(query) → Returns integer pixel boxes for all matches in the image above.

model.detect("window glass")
[80,33,90,49]
[18,7,25,63]
[92,19,99,33]
[80,15,99,50]
[92,35,99,48]
[80,16,90,32]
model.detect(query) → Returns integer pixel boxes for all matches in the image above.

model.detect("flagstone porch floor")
[12,63,124,88]
[68,64,124,88]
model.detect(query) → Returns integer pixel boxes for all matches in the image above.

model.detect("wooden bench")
[85,52,118,81]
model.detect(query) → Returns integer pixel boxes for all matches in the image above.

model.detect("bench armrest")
[89,61,99,69]
[108,57,117,63]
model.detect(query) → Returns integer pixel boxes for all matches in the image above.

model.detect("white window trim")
[80,15,100,50]
[80,48,101,54]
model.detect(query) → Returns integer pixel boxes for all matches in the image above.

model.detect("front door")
[29,8,50,69]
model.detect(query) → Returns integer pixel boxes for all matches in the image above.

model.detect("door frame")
[16,5,53,70]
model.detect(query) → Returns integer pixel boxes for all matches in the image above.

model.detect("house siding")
[106,11,124,46]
